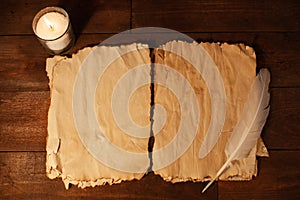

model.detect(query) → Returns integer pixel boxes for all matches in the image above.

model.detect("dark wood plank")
[0,152,218,200]
[263,88,300,150]
[0,33,299,92]
[0,36,49,92]
[218,151,300,200]
[132,0,300,32]
[0,91,50,151]
[0,0,130,35]
[0,88,299,151]
[0,34,115,92]
[0,1,299,200]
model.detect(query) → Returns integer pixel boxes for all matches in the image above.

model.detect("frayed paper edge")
[154,139,268,184]
[45,42,269,189]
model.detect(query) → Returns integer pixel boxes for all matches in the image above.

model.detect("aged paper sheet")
[46,41,268,189]
[153,41,268,183]
[46,44,151,189]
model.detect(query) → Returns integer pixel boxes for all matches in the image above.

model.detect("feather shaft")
[202,69,270,193]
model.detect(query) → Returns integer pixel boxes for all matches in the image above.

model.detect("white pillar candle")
[32,7,75,54]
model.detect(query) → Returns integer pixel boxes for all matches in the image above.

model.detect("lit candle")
[32,7,75,54]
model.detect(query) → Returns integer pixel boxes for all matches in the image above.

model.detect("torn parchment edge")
[152,41,269,184]
[45,46,146,189]
[45,42,269,189]
[155,138,269,184]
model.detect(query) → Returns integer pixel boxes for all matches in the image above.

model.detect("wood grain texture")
[0,152,218,200]
[0,33,299,93]
[263,88,300,150]
[0,0,130,35]
[0,34,110,92]
[132,0,300,32]
[0,36,49,92]
[0,0,299,199]
[1,151,299,199]
[0,88,299,151]
[0,91,50,151]
[218,151,300,200]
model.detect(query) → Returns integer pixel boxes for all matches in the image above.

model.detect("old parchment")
[153,41,268,183]
[46,41,268,189]
[46,44,151,189]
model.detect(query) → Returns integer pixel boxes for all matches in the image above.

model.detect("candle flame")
[44,16,54,30]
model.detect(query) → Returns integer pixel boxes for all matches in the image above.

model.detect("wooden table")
[0,0,299,199]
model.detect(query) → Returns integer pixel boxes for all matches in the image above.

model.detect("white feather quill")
[202,68,270,193]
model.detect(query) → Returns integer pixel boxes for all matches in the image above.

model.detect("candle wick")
[44,16,54,31]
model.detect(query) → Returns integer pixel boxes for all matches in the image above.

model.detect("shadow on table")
[59,0,98,34]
